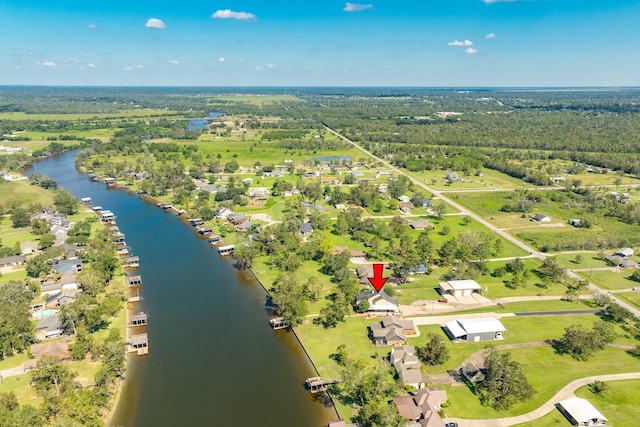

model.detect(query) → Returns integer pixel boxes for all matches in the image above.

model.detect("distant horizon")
[2,1,639,87]
[2,85,640,90]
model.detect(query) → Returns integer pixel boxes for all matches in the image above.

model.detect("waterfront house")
[444,317,506,342]
[390,345,424,389]
[357,291,400,314]
[393,388,448,426]
[52,259,83,275]
[227,214,247,226]
[236,221,253,233]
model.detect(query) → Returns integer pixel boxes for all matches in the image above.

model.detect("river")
[24,150,336,427]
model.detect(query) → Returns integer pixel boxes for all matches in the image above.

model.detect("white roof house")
[445,317,506,342]
[558,397,607,426]
[439,279,482,297]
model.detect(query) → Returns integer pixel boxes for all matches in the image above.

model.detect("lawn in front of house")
[576,269,637,291]
[445,345,640,420]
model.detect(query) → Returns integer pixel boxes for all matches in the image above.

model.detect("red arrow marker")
[368,263,388,292]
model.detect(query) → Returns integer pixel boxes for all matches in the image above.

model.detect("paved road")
[445,372,640,427]
[323,124,640,318]
[514,309,599,316]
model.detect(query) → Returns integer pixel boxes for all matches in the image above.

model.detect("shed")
[557,397,607,426]
[438,279,482,297]
[445,317,506,342]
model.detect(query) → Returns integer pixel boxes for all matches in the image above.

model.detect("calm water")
[24,150,336,427]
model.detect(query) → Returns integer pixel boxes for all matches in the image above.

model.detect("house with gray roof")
[357,290,399,313]
[390,346,424,388]
[393,388,448,426]
[0,255,26,268]
[299,222,314,235]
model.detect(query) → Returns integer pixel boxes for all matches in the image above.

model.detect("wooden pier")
[305,377,341,394]
[269,317,290,330]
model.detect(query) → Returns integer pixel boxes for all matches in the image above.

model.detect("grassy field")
[576,269,637,291]
[445,345,640,419]
[513,379,640,427]
[0,180,55,207]
[409,168,535,191]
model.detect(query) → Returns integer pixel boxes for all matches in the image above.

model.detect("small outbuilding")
[614,247,634,258]
[532,213,551,222]
[445,317,506,342]
[557,397,608,426]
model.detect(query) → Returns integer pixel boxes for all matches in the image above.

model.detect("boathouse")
[129,312,148,327]
[80,197,92,205]
[126,275,143,287]
[217,245,235,256]
[122,256,140,268]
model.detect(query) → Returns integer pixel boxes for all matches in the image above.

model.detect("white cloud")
[145,18,166,29]
[86,23,97,29]
[64,57,79,63]
[134,65,144,69]
[211,10,257,21]
[40,60,57,68]
[485,33,496,39]
[88,63,98,68]
[168,59,179,64]
[256,66,264,71]
[218,57,225,62]
[267,63,274,69]
[343,2,373,12]
[483,0,516,3]
[465,48,478,54]
[448,40,473,47]
[123,67,133,71]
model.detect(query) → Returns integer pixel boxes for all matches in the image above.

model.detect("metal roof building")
[558,397,608,426]
[445,317,506,342]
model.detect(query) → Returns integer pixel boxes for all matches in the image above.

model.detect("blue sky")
[1,0,639,86]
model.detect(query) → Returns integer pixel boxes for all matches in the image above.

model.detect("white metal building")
[558,397,608,426]
[438,279,482,297]
[445,317,506,342]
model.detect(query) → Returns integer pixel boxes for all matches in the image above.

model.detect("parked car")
[445,423,458,427]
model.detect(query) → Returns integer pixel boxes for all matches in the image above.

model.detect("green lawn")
[0,180,55,208]
[0,269,28,286]
[455,299,594,315]
[0,373,42,408]
[445,346,640,419]
[514,379,640,427]
[553,252,607,270]
[614,291,640,310]
[576,269,636,291]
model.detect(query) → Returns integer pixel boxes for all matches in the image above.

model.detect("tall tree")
[0,282,34,358]
[480,350,535,410]
[270,274,308,325]
[416,333,450,365]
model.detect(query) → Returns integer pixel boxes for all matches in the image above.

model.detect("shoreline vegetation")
[3,88,640,426]
[0,172,128,426]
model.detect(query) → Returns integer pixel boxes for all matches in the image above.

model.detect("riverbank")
[246,268,341,421]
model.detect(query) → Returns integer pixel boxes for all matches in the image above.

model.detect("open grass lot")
[0,351,29,371]
[576,268,636,291]
[0,270,28,286]
[180,138,365,169]
[514,379,640,427]
[552,252,607,269]
[6,139,91,153]
[409,168,534,191]
[0,179,55,207]
[614,291,640,310]
[0,373,42,408]
[445,345,640,419]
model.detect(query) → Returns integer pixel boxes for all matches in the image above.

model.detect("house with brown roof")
[368,316,416,346]
[408,219,434,230]
[399,202,415,213]
[391,346,424,388]
[393,388,448,427]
